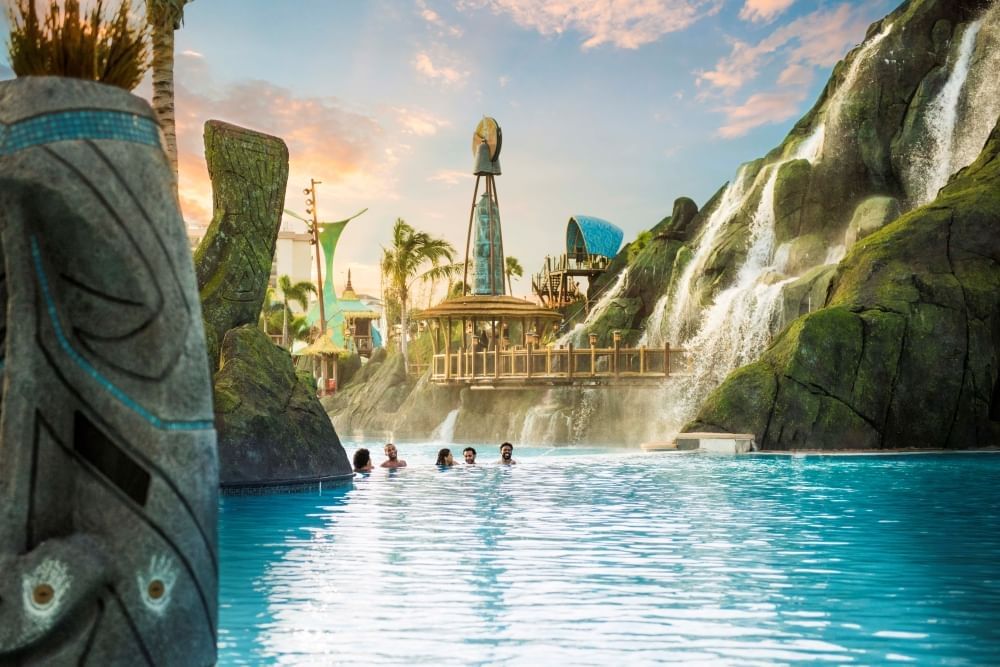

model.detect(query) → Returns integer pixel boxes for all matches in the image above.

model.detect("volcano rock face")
[689,118,1000,449]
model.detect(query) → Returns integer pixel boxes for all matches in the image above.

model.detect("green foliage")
[7,0,149,90]
[627,231,653,264]
[504,255,523,293]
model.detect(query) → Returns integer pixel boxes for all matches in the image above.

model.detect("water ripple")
[218,447,1000,665]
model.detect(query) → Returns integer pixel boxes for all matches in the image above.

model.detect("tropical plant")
[380,218,455,364]
[277,275,317,348]
[6,0,148,89]
[627,230,653,264]
[449,280,470,298]
[505,255,523,295]
[146,0,192,179]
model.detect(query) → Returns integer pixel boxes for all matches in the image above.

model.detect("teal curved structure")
[566,215,623,259]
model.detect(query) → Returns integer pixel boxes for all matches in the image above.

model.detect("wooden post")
[546,346,552,376]
[612,330,621,377]
[567,342,574,379]
[665,342,671,377]
[494,339,500,379]
[444,321,451,380]
[639,346,646,374]
[526,342,533,379]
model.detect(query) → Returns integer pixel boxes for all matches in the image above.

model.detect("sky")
[0,0,896,299]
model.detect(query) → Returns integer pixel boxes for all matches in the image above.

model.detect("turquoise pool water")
[218,446,1000,665]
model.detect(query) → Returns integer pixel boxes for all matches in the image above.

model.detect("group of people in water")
[352,442,517,472]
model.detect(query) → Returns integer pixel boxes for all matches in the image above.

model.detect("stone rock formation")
[193,120,352,486]
[195,120,289,366]
[688,117,1000,449]
[214,326,351,484]
[0,78,217,663]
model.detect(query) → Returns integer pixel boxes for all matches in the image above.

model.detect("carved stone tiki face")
[0,79,217,664]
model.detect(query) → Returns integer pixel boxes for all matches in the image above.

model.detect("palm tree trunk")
[282,304,290,348]
[400,294,409,368]
[151,23,178,182]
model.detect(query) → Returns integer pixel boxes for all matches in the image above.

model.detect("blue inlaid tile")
[1,110,162,156]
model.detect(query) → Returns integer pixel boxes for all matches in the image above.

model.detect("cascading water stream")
[950,4,1000,182]
[430,408,459,443]
[556,267,630,346]
[906,19,984,204]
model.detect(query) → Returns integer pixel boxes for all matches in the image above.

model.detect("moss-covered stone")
[844,196,901,247]
[214,325,351,484]
[195,121,289,368]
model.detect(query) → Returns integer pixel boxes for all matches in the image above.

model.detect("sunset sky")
[1,0,894,298]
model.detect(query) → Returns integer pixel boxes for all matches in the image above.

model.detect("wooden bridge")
[429,338,688,386]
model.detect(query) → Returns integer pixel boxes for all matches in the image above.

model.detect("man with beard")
[463,447,477,464]
[381,443,408,468]
[498,442,517,465]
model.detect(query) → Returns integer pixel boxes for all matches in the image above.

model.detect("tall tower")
[462,117,506,296]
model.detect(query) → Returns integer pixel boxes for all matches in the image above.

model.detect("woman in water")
[353,448,373,473]
[436,448,456,467]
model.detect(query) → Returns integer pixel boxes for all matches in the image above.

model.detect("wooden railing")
[429,343,688,385]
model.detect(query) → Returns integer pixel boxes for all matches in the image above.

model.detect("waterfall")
[827,22,894,137]
[906,19,983,204]
[430,408,459,443]
[642,165,754,347]
[950,4,1000,189]
[519,390,571,444]
[555,267,630,346]
[678,166,794,394]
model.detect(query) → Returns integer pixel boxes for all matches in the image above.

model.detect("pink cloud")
[171,76,393,230]
[739,0,795,23]
[459,0,722,50]
[697,4,872,94]
[777,63,812,87]
[716,90,806,138]
[413,51,469,86]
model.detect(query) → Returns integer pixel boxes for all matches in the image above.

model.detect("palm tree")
[277,275,317,349]
[146,0,192,180]
[505,256,523,295]
[380,218,455,364]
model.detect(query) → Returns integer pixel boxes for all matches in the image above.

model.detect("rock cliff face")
[215,326,351,482]
[689,118,1000,449]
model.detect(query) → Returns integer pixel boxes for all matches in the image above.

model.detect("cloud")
[716,89,805,137]
[417,0,464,37]
[739,0,795,23]
[427,169,469,185]
[180,49,204,58]
[498,74,510,87]
[393,107,451,136]
[170,70,393,230]
[697,4,873,94]
[413,51,469,86]
[777,63,812,87]
[458,0,722,50]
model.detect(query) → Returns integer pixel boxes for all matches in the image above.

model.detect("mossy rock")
[214,325,351,484]
[774,159,811,244]
[780,264,836,325]
[844,196,901,247]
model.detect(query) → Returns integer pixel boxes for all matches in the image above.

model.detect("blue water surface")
[218,446,1000,665]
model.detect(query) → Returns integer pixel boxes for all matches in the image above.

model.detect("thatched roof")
[295,331,348,357]
[416,295,562,321]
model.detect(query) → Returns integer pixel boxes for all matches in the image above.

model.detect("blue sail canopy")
[566,215,623,259]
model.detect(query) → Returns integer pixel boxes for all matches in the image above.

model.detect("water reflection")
[218,448,1000,665]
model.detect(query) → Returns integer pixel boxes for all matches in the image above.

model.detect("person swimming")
[381,443,407,468]
[353,448,373,473]
[436,448,456,466]
[463,447,477,464]
[498,442,517,465]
